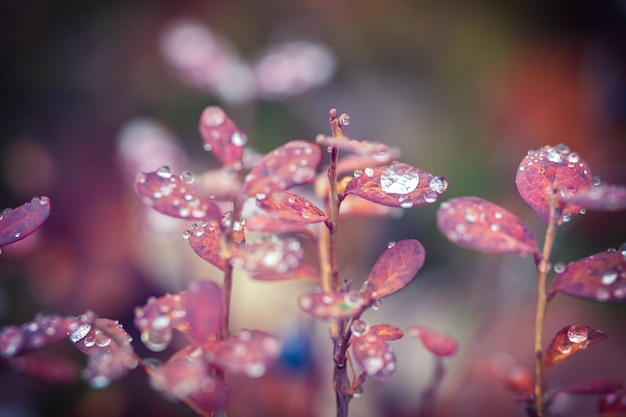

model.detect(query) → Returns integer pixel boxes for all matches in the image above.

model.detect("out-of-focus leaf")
[351,332,396,380]
[9,353,80,384]
[598,389,626,414]
[561,183,626,211]
[136,167,221,220]
[184,280,223,345]
[255,191,326,224]
[207,330,282,378]
[316,134,399,161]
[244,213,318,241]
[361,240,425,300]
[369,324,404,341]
[339,194,400,218]
[558,378,623,395]
[185,218,245,270]
[198,106,246,166]
[543,324,607,371]
[0,315,78,358]
[515,144,593,224]
[550,249,626,303]
[298,291,365,319]
[0,196,50,247]
[230,236,302,274]
[243,141,321,196]
[437,197,538,255]
[134,292,188,352]
[251,261,319,281]
[198,167,242,201]
[406,325,458,357]
[344,162,447,207]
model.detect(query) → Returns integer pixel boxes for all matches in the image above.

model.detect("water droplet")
[363,356,384,375]
[299,296,313,310]
[567,325,588,343]
[567,153,579,163]
[398,195,413,208]
[546,148,562,163]
[562,214,572,223]
[353,169,363,177]
[555,144,570,154]
[203,143,213,152]
[322,294,334,305]
[424,191,438,203]
[202,106,226,127]
[554,262,565,273]
[89,375,111,389]
[592,176,601,186]
[69,324,92,343]
[381,165,419,194]
[152,316,171,330]
[231,131,247,146]
[371,299,382,311]
[339,114,351,126]
[179,171,195,184]
[601,271,618,285]
[579,208,586,215]
[83,335,96,347]
[344,291,363,308]
[350,319,370,337]
[490,224,499,232]
[364,167,374,177]
[596,288,611,302]
[429,176,448,194]
[0,328,24,357]
[156,166,172,179]
[141,330,171,352]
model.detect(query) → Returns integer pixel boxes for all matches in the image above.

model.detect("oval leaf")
[515,144,593,224]
[298,291,365,319]
[199,106,245,166]
[134,292,189,352]
[136,167,221,220]
[0,196,50,247]
[207,330,282,378]
[185,218,245,271]
[361,239,425,300]
[561,183,626,211]
[230,236,302,274]
[344,163,448,207]
[255,191,327,224]
[543,324,607,371]
[316,134,399,162]
[406,325,458,357]
[243,140,322,196]
[184,280,223,345]
[244,213,318,241]
[550,249,626,303]
[0,315,78,358]
[369,324,404,341]
[251,261,319,281]
[437,197,538,255]
[351,332,396,380]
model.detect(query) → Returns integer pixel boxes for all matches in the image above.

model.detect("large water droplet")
[339,114,351,126]
[156,166,172,179]
[231,131,247,146]
[179,171,195,184]
[381,165,419,194]
[350,319,370,337]
[567,325,588,343]
[344,291,363,308]
[69,323,92,343]
[429,176,448,194]
[364,167,374,177]
[547,148,562,163]
[601,271,618,285]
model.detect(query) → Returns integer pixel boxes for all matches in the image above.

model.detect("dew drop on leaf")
[350,319,370,337]
[380,165,419,194]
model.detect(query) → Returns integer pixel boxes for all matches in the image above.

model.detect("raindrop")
[152,316,171,330]
[141,330,171,352]
[83,335,96,347]
[353,169,363,177]
[381,165,419,194]
[579,208,587,215]
[89,375,111,389]
[562,214,572,223]
[490,224,499,232]
[546,148,562,163]
[231,131,248,146]
[350,319,370,337]
[554,262,565,273]
[364,167,374,177]
[494,211,503,220]
[398,195,413,208]
[339,114,351,126]
[567,326,588,343]
[344,291,363,308]
[518,166,525,172]
[387,241,396,248]
[179,171,195,184]
[567,153,579,163]
[363,356,384,375]
[156,166,172,179]
[592,176,601,186]
[203,143,213,152]
[424,191,438,203]
[202,106,226,127]
[371,299,382,311]
[182,230,191,240]
[429,176,448,194]
[619,243,626,258]
[555,144,570,154]
[601,271,618,286]
[69,324,92,343]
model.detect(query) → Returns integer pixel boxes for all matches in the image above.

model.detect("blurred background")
[1,1,625,416]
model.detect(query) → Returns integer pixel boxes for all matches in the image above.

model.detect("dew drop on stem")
[350,319,370,337]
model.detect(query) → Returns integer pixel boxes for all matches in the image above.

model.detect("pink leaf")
[369,324,404,341]
[255,192,327,224]
[184,280,223,345]
[437,197,538,255]
[198,106,246,166]
[243,141,322,196]
[230,236,302,274]
[244,213,318,241]
[550,248,626,303]
[559,378,623,395]
[339,194,399,218]
[543,324,607,371]
[515,144,593,224]
[251,261,319,281]
[298,291,365,319]
[351,332,396,380]
[315,134,399,164]
[136,167,221,220]
[134,292,188,352]
[361,240,425,300]
[0,196,50,247]
[406,325,458,357]
[0,315,78,358]
[185,218,245,271]
[345,163,448,207]
[561,183,626,211]
[207,330,282,377]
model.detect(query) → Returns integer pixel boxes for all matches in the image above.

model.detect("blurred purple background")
[1,1,626,416]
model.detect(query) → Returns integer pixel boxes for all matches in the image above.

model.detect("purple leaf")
[0,196,50,247]
[134,292,189,352]
[351,332,396,380]
[207,330,282,377]
[198,106,245,166]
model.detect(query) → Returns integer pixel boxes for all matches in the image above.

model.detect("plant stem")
[221,196,243,341]
[327,109,342,292]
[533,190,560,417]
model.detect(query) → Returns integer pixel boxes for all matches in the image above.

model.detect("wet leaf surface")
[231,236,302,274]
[543,324,607,371]
[345,162,448,207]
[198,106,245,166]
[437,197,538,255]
[244,213,318,241]
[134,292,189,352]
[184,280,223,345]
[561,183,626,211]
[351,332,396,380]
[550,249,626,303]
[255,191,327,224]
[515,144,593,224]
[243,141,321,196]
[298,291,365,319]
[207,330,282,378]
[0,315,78,358]
[406,325,458,357]
[361,239,425,300]
[185,219,245,271]
[369,324,404,341]
[136,167,221,220]
[8,352,80,384]
[0,196,50,247]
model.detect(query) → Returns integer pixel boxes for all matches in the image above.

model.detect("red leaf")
[251,261,319,281]
[599,389,626,414]
[351,332,396,380]
[207,330,282,377]
[134,292,189,352]
[551,249,626,303]
[369,324,404,341]
[243,140,322,196]
[361,239,425,300]
[255,191,327,224]
[559,378,623,395]
[0,315,78,358]
[515,144,593,224]
[543,324,607,371]
[298,291,365,319]
[151,345,229,413]
[230,236,303,274]
[198,106,245,166]
[136,167,221,220]
[339,194,399,218]
[184,280,223,345]
[197,167,243,201]
[244,213,318,241]
[316,134,399,162]
[0,196,50,247]
[437,197,538,255]
[344,162,448,207]
[406,325,458,357]
[9,353,80,384]
[561,183,626,211]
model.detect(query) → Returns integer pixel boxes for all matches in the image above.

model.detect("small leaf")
[243,141,322,196]
[0,315,78,358]
[515,144,593,224]
[361,239,425,300]
[436,197,538,255]
[543,324,607,371]
[198,106,245,166]
[136,167,221,220]
[550,249,626,303]
[406,325,458,357]
[351,332,396,380]
[316,134,399,162]
[369,324,404,341]
[339,194,399,218]
[345,163,447,207]
[207,330,282,378]
[230,235,302,274]
[184,280,223,345]
[0,196,50,247]
[255,191,327,224]
[134,292,189,352]
[185,218,245,271]
[558,378,623,395]
[197,167,243,201]
[251,261,319,281]
[298,291,365,319]
[561,183,626,211]
[244,213,318,241]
